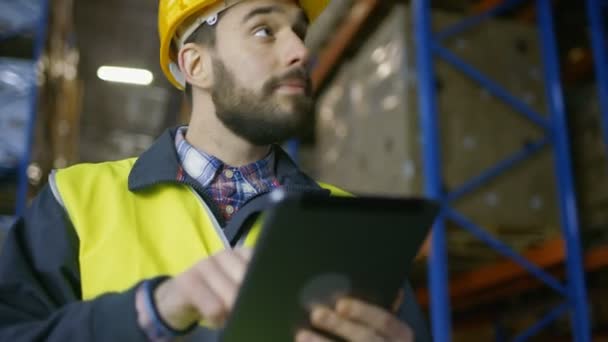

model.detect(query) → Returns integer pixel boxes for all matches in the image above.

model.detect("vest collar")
[128,127,182,191]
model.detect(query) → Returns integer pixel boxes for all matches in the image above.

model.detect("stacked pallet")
[309,5,560,274]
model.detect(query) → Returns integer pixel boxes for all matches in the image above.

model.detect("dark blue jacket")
[0,127,431,341]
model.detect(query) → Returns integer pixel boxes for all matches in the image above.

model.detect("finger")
[295,329,334,342]
[155,277,201,330]
[196,257,239,310]
[235,247,254,262]
[215,250,248,285]
[336,298,413,341]
[180,270,228,327]
[310,306,383,342]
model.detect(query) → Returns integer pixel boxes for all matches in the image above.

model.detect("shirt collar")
[174,126,276,188]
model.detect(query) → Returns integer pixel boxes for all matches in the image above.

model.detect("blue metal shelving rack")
[587,0,608,158]
[413,0,591,341]
[0,0,50,227]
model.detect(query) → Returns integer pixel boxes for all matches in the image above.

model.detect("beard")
[211,58,314,146]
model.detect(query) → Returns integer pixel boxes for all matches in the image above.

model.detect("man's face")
[209,0,313,146]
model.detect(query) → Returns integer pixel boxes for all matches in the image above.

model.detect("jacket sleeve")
[399,281,432,342]
[0,185,148,341]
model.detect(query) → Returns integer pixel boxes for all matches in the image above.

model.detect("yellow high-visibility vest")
[54,158,348,300]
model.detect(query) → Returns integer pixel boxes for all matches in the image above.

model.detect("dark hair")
[183,21,218,100]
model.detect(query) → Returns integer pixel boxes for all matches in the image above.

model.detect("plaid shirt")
[174,127,280,222]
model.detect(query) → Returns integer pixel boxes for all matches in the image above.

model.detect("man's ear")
[177,43,214,90]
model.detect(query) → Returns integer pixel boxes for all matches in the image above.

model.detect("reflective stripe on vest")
[54,158,350,300]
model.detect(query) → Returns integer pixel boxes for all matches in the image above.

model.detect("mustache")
[263,67,312,94]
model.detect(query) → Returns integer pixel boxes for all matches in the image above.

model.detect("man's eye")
[254,27,273,38]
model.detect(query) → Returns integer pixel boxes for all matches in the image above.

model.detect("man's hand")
[296,298,414,342]
[153,247,253,330]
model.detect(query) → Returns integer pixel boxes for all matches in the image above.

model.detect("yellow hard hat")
[158,0,329,89]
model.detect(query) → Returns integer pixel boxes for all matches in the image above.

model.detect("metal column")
[412,0,591,341]
[537,1,591,340]
[16,0,50,218]
[412,1,452,341]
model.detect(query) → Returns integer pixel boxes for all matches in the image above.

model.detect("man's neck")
[185,102,270,167]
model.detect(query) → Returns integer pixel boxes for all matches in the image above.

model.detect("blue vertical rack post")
[0,0,50,222]
[587,0,608,158]
[413,0,591,341]
[412,1,452,340]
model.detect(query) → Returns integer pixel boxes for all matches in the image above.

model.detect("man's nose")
[284,31,311,69]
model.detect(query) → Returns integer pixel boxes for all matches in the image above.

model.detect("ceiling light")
[97,66,153,85]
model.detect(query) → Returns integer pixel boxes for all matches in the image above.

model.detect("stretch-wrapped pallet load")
[0,58,35,217]
[0,58,36,171]
[0,0,42,34]
[0,0,43,218]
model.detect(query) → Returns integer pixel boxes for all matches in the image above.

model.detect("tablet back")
[222,193,438,342]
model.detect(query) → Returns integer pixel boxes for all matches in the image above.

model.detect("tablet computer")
[221,191,438,341]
